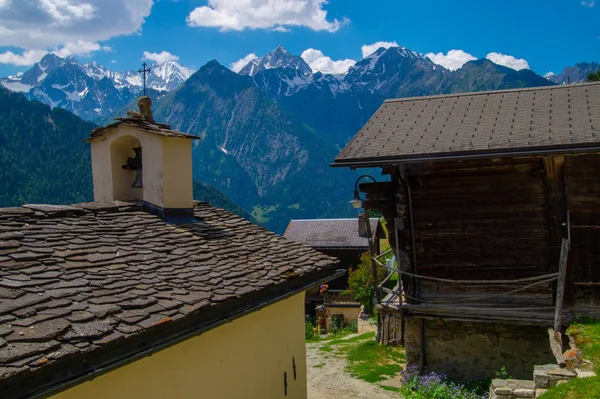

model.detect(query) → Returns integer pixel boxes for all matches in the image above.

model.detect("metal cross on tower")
[138,61,151,96]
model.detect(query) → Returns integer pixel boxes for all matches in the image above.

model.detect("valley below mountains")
[1,46,598,233]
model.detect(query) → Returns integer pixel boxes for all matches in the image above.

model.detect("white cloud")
[38,0,96,24]
[143,50,180,63]
[53,41,102,57]
[544,72,556,79]
[0,49,47,65]
[271,26,291,32]
[0,0,153,49]
[486,52,530,70]
[426,49,476,71]
[361,41,398,58]
[581,0,596,7]
[230,53,258,72]
[186,0,347,32]
[301,48,355,74]
[110,59,117,64]
[0,40,113,66]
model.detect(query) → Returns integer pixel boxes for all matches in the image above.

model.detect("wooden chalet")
[332,82,600,378]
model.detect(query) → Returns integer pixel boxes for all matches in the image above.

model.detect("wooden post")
[554,238,570,332]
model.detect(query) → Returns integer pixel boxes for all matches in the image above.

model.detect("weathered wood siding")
[565,155,600,283]
[564,154,600,309]
[402,158,552,304]
[406,158,549,279]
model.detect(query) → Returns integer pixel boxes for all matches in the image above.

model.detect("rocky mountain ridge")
[0,54,192,120]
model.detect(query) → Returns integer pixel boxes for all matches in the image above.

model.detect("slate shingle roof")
[334,82,600,166]
[87,117,200,142]
[0,201,339,397]
[284,219,380,249]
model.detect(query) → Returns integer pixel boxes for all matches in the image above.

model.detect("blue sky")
[0,0,598,77]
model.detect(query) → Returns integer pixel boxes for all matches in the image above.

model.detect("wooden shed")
[332,82,600,378]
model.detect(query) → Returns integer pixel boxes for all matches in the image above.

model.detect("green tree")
[587,71,600,82]
[345,252,388,314]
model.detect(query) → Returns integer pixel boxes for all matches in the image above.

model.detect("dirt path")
[306,336,403,399]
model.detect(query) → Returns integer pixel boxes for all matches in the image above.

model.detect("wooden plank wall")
[404,158,551,301]
[565,155,600,289]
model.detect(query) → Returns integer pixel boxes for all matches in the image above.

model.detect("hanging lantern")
[122,147,143,188]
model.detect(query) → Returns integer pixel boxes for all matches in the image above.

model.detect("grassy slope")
[540,319,600,399]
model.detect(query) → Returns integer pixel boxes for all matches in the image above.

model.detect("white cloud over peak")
[301,48,355,74]
[361,41,398,58]
[0,0,153,49]
[54,41,102,58]
[143,51,180,63]
[0,49,47,66]
[426,49,476,71]
[186,0,347,32]
[486,52,530,70]
[230,53,258,72]
[544,72,556,79]
[0,40,111,66]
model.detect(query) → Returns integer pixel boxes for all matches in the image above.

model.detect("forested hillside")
[0,87,94,206]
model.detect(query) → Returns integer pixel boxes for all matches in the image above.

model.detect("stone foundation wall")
[405,317,555,379]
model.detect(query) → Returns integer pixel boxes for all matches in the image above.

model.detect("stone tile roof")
[284,218,380,249]
[334,82,600,166]
[0,201,339,397]
[87,117,200,142]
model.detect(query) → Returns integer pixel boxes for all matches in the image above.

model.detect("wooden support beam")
[543,156,567,279]
[554,238,570,331]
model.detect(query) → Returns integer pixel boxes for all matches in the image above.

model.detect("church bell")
[122,147,143,188]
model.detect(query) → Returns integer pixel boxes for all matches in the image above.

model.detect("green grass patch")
[345,340,406,383]
[539,319,600,399]
[380,385,402,392]
[539,376,600,399]
[316,332,405,384]
[313,363,325,368]
[327,332,375,346]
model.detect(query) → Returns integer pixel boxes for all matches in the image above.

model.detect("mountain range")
[0,54,193,121]
[1,46,598,233]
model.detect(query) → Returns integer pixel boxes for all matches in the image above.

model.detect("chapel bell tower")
[85,96,200,222]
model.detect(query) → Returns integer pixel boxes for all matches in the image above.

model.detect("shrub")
[345,252,387,314]
[400,367,489,399]
[305,320,318,340]
[331,314,345,333]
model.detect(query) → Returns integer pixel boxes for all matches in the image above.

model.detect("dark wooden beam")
[543,156,569,302]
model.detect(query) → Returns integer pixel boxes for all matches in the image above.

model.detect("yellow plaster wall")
[324,306,361,332]
[161,137,193,209]
[51,293,308,399]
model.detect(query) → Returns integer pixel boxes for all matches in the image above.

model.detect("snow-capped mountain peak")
[1,54,195,121]
[239,46,312,77]
[147,61,194,91]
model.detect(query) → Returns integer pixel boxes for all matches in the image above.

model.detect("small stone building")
[0,98,341,399]
[332,82,600,379]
